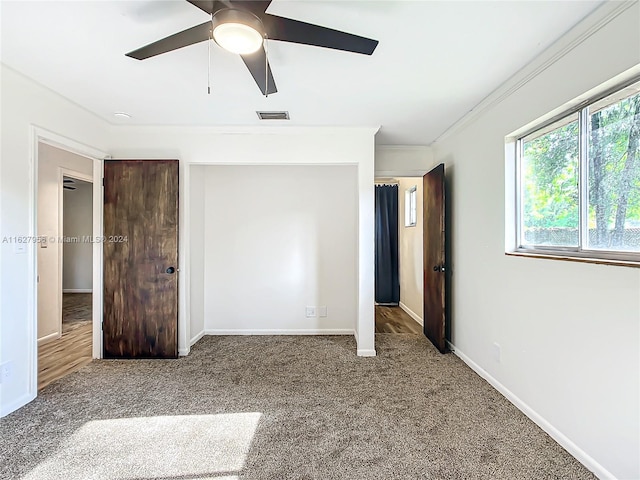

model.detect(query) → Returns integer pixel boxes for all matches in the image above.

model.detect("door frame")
[28,126,107,396]
[58,168,94,339]
[373,169,430,339]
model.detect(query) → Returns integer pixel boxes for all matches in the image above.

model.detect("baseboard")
[62,289,92,294]
[177,348,190,357]
[399,302,423,326]
[1,392,35,418]
[190,330,205,346]
[357,349,376,357]
[37,332,60,345]
[449,341,615,480]
[204,329,355,336]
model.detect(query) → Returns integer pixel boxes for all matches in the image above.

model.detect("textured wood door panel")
[103,160,178,358]
[423,163,447,353]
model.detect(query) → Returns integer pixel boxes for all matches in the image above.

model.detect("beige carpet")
[0,334,594,479]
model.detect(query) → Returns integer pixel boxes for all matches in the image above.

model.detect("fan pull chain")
[207,27,212,95]
[264,34,269,98]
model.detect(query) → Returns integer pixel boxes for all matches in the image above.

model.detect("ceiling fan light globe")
[213,23,263,55]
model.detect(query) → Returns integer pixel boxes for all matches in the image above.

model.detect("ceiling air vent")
[257,111,290,120]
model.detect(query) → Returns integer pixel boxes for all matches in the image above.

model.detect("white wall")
[1,62,376,416]
[431,3,640,479]
[63,180,93,292]
[0,65,109,416]
[108,126,377,355]
[199,165,357,334]
[397,177,423,323]
[375,145,433,177]
[37,144,93,342]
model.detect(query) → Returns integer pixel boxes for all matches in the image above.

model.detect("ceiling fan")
[126,0,379,95]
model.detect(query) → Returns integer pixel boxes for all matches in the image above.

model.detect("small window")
[514,78,640,264]
[405,186,417,227]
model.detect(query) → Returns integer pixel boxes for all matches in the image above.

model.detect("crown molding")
[431,0,638,146]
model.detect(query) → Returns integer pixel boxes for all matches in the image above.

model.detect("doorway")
[62,175,93,331]
[34,138,103,390]
[374,177,424,335]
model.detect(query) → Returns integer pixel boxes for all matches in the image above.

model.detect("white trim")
[357,141,377,356]
[204,329,355,336]
[190,330,206,346]
[62,289,92,294]
[357,349,376,357]
[375,170,428,178]
[92,157,104,360]
[37,332,60,346]
[450,341,615,480]
[399,302,423,326]
[112,125,379,136]
[178,161,190,357]
[27,129,39,398]
[0,392,36,418]
[35,127,109,161]
[432,1,637,146]
[60,169,92,183]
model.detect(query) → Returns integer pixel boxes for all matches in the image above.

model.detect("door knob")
[433,265,445,272]
[165,267,176,274]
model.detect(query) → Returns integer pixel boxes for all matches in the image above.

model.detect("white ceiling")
[0,0,602,145]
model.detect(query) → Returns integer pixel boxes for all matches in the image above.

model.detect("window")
[515,79,640,264]
[405,186,417,227]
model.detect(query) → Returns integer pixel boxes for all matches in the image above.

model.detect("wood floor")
[38,293,93,390]
[375,305,422,334]
[62,293,92,332]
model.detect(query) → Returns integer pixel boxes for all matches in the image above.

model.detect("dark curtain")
[375,185,400,304]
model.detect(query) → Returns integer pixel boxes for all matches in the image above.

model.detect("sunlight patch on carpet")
[22,413,261,480]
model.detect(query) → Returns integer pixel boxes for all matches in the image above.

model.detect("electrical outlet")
[318,306,327,317]
[305,306,317,318]
[1,361,13,383]
[492,343,501,363]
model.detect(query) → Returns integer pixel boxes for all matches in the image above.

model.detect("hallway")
[38,293,92,389]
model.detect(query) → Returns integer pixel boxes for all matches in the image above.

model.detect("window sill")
[505,250,640,268]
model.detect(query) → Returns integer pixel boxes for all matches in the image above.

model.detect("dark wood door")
[103,160,179,358]
[423,163,447,353]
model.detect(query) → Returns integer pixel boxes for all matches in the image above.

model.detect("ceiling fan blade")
[126,21,211,60]
[262,15,378,55]
[186,0,227,15]
[240,47,277,95]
